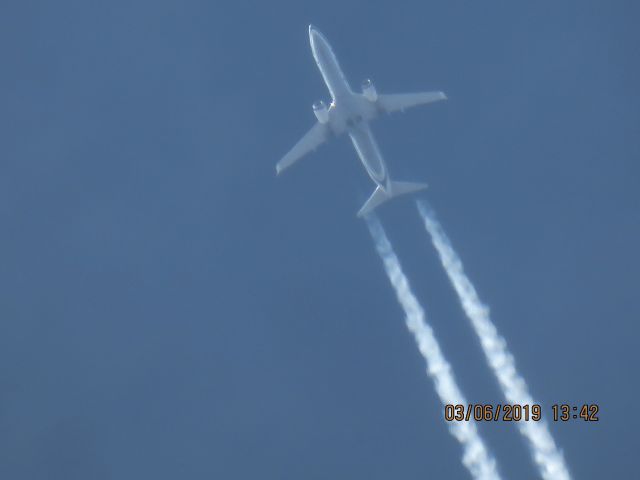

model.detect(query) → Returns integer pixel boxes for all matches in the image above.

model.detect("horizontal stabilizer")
[357,180,428,217]
[388,180,428,197]
[358,186,390,218]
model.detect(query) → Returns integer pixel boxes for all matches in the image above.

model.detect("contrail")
[366,215,502,480]
[416,200,571,480]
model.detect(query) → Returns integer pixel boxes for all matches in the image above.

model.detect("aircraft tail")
[357,180,427,217]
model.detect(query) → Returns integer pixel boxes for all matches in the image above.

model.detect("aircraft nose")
[308,24,317,40]
[308,24,325,47]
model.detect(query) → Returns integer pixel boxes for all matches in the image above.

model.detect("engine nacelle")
[361,78,377,102]
[312,100,329,124]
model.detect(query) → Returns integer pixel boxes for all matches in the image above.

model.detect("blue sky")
[1,1,638,478]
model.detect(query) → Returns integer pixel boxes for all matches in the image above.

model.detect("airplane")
[276,25,447,217]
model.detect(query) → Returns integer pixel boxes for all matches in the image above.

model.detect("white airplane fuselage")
[308,26,390,190]
[276,25,445,217]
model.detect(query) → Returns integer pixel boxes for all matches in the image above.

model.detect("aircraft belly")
[313,38,350,98]
[349,124,386,184]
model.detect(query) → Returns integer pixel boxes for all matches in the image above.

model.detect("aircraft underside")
[276,25,447,217]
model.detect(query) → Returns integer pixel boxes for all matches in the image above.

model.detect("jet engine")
[361,78,377,102]
[312,100,329,124]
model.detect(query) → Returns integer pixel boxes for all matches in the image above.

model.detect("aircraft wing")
[377,91,447,114]
[276,122,330,175]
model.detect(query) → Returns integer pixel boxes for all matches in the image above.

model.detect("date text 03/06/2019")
[444,404,599,422]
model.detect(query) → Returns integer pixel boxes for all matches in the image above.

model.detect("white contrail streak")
[416,200,571,480]
[366,215,502,480]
